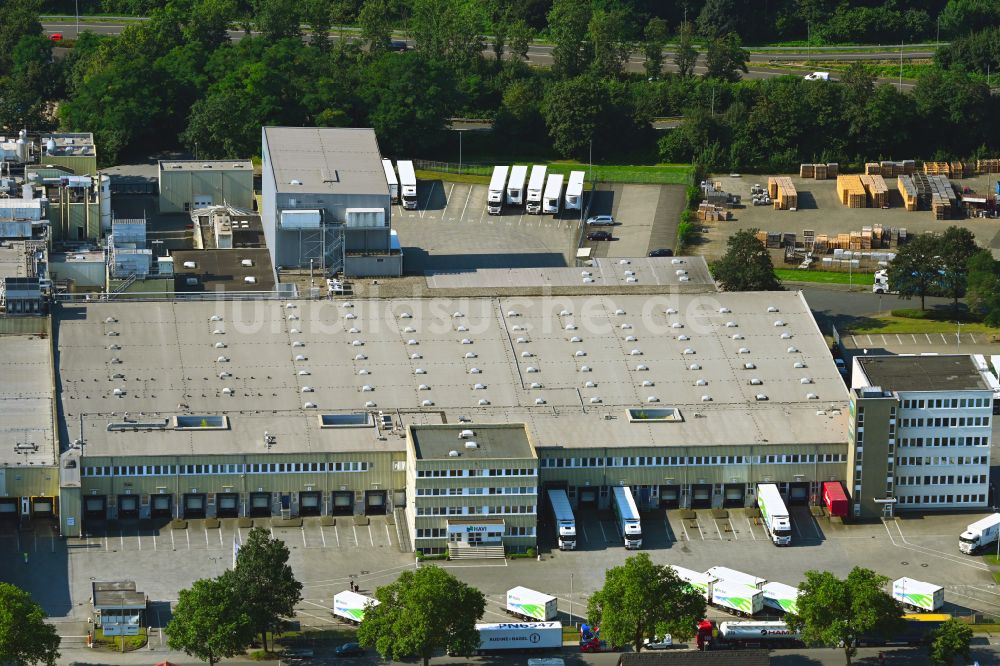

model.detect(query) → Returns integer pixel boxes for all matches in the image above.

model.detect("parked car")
[586,214,615,226]
[580,639,612,653]
[389,40,409,52]
[334,643,365,657]
[648,248,673,257]
[804,71,830,81]
[644,635,674,650]
[587,231,612,241]
[49,32,63,41]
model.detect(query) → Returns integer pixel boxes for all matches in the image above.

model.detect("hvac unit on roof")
[744,362,756,369]
[534,398,546,405]
[410,352,422,359]
[365,401,376,407]
[642,380,654,387]
[457,325,468,332]
[719,307,731,313]
[212,341,226,348]
[341,302,353,308]
[414,368,426,374]
[580,365,591,372]
[287,314,299,321]
[750,378,763,385]
[301,386,314,393]
[521,351,533,358]
[696,378,707,386]
[466,352,478,359]
[459,429,475,438]
[418,384,430,391]
[626,277,638,283]
[461,338,473,345]
[473,383,486,390]
[469,367,481,374]
[647,396,659,403]
[355,354,367,360]
[290,328,301,334]
[453,311,464,318]
[635,364,649,371]
[407,339,418,345]
[731,334,743,340]
[768,306,779,312]
[689,363,701,370]
[787,346,799,353]
[583,277,594,283]
[570,336,582,343]
[217,356,229,362]
[565,324,577,330]
[210,315,222,321]
[666,308,678,314]
[422,399,434,407]
[530,382,542,389]
[575,350,586,357]
[295,354,307,361]
[615,309,626,315]
[560,309,572,316]
[585,380,596,388]
[403,326,416,333]
[794,361,806,368]
[526,366,538,373]
[478,399,490,405]
[399,312,412,318]
[626,335,638,342]
[671,322,684,329]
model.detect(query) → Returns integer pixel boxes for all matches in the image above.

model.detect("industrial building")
[158,160,254,214]
[260,127,401,278]
[849,354,994,519]
[0,240,48,315]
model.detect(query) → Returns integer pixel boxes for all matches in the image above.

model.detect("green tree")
[967,250,1000,326]
[547,0,591,77]
[587,553,706,652]
[506,19,533,62]
[496,78,543,138]
[357,566,485,666]
[409,0,485,68]
[711,228,781,291]
[301,0,333,49]
[253,0,301,40]
[642,17,669,79]
[166,576,254,666]
[785,567,903,666]
[358,0,393,56]
[588,7,636,78]
[888,234,944,310]
[0,0,42,76]
[939,226,979,311]
[697,0,739,39]
[929,617,973,666]
[840,62,874,140]
[673,21,699,77]
[230,526,302,651]
[541,75,606,159]
[0,583,61,666]
[182,0,237,50]
[704,32,748,82]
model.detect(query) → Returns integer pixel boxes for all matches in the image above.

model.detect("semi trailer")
[542,174,564,215]
[612,485,642,549]
[960,513,1000,554]
[564,170,585,211]
[892,577,944,613]
[757,483,792,545]
[669,565,715,600]
[396,160,417,210]
[507,165,528,206]
[547,489,576,550]
[506,586,558,621]
[822,481,848,518]
[709,579,764,617]
[761,582,800,614]
[487,166,509,215]
[706,566,766,590]
[475,622,562,653]
[332,590,379,624]
[526,165,547,214]
[381,159,398,203]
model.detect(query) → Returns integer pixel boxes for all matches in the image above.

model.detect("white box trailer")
[564,170,585,210]
[396,160,417,210]
[757,483,792,546]
[542,174,563,215]
[547,489,576,550]
[711,580,764,617]
[507,165,528,205]
[382,159,398,203]
[706,566,766,590]
[960,513,1000,554]
[506,586,558,621]
[669,565,714,600]
[488,166,509,215]
[892,577,944,612]
[525,165,547,214]
[476,622,562,652]
[612,485,642,549]
[762,582,800,614]
[332,590,379,624]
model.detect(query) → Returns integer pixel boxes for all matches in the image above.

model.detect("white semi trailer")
[542,174,563,215]
[757,483,792,546]
[612,485,642,549]
[706,566,766,590]
[332,590,379,624]
[564,170,585,211]
[525,165,547,214]
[381,159,398,204]
[475,622,562,652]
[506,586,558,621]
[960,513,1000,554]
[669,565,714,600]
[710,580,764,617]
[547,489,576,550]
[892,577,944,613]
[762,582,800,614]
[488,166,509,215]
[397,160,417,210]
[507,165,528,206]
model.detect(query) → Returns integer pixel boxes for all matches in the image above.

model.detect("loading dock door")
[249,492,271,517]
[0,498,17,520]
[183,493,207,519]
[579,489,597,507]
[84,495,107,519]
[217,493,239,517]
[151,495,172,517]
[364,490,387,515]
[331,491,353,515]
[32,497,54,517]
[118,495,139,518]
[299,492,321,517]
[393,490,406,508]
[723,484,745,508]
[691,484,712,509]
[659,486,679,508]
[789,483,810,505]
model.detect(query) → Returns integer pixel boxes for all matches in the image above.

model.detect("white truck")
[475,622,562,652]
[542,174,563,215]
[564,170,585,211]
[960,513,1000,554]
[487,165,509,215]
[396,160,417,210]
[612,485,642,549]
[525,165,547,214]
[757,483,792,546]
[710,579,765,617]
[381,159,398,204]
[547,489,576,550]
[507,165,528,206]
[332,590,379,624]
[873,269,898,294]
[669,565,714,600]
[804,71,830,81]
[762,582,800,614]
[706,566,766,590]
[506,586,558,621]
[892,577,944,613]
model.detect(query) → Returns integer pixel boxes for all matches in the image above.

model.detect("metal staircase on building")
[393,507,411,553]
[110,273,138,294]
[447,543,506,560]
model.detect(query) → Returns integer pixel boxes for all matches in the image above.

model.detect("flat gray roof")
[0,335,56,466]
[159,160,252,172]
[55,291,847,457]
[411,424,533,461]
[263,127,388,197]
[857,355,989,392]
[172,249,276,293]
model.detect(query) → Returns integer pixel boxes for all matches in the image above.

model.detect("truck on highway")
[525,165,547,214]
[381,159,398,204]
[507,165,528,206]
[757,483,792,546]
[332,590,379,624]
[960,513,1000,554]
[892,577,944,613]
[487,165,509,215]
[547,489,576,550]
[611,485,642,549]
[696,619,803,650]
[542,174,564,215]
[506,586,557,621]
[397,160,417,210]
[761,582,800,614]
[709,579,764,617]
[475,622,562,653]
[564,170,585,211]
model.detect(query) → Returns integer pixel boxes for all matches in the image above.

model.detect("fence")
[413,160,695,186]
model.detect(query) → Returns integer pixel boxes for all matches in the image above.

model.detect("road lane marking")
[744,516,757,541]
[727,517,738,541]
[320,525,327,548]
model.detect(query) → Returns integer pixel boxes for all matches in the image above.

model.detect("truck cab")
[873,269,897,294]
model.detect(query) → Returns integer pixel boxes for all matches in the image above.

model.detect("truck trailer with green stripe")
[762,582,800,614]
[892,577,943,613]
[333,590,379,624]
[710,580,764,617]
[506,586,558,621]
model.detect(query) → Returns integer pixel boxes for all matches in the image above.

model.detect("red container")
[822,481,848,518]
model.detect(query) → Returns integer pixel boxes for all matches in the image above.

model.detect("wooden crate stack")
[697,202,731,222]
[768,177,797,210]
[949,161,973,178]
[837,174,867,208]
[928,175,957,219]
[865,162,881,175]
[897,175,918,211]
[859,174,889,208]
[798,163,838,179]
[923,161,951,176]
[799,163,815,178]
[813,163,828,180]
[813,234,829,253]
[826,162,839,177]
[976,158,1000,173]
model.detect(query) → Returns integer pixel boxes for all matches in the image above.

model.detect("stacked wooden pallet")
[865,163,881,175]
[697,202,731,221]
[826,162,839,178]
[768,177,798,210]
[814,163,828,180]
[927,175,957,219]
[859,174,889,208]
[874,160,916,178]
[923,161,951,176]
[950,161,973,178]
[799,164,814,178]
[897,175,918,211]
[812,234,829,253]
[798,163,838,179]
[837,174,867,208]
[976,158,1000,173]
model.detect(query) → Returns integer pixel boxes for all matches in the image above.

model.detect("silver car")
[586,214,615,226]
[644,635,673,650]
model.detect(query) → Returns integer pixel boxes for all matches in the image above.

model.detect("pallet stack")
[802,229,815,251]
[897,175,918,211]
[976,158,1000,173]
[814,163,828,180]
[697,202,731,221]
[923,161,951,176]
[837,175,867,208]
[827,162,839,178]
[865,163,881,176]
[812,234,829,253]
[927,175,957,219]
[768,177,798,210]
[799,164,815,178]
[859,174,889,208]
[798,163,838,179]
[950,161,973,178]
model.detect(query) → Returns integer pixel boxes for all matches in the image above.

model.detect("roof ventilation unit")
[351,340,363,346]
[630,349,642,356]
[453,312,464,318]
[410,353,422,359]
[219,371,231,379]
[619,259,630,265]
[615,309,626,315]
[642,380,654,387]
[575,350,586,357]
[212,329,224,335]
[647,396,659,403]
[362,385,373,392]
[298,370,310,376]
[738,347,750,354]
[679,276,690,282]
[466,352,478,359]
[781,332,793,339]
[744,362,755,369]
[113,388,124,396]
[414,368,426,374]
[560,309,572,316]
[365,401,376,407]
[570,336,582,342]
[222,387,233,395]
[626,335,638,342]
[580,365,591,372]
[678,334,690,341]
[624,271,635,277]
[469,368,482,375]
[422,399,434,406]
[287,314,299,321]
[399,311,412,318]
[214,342,226,348]
[794,361,806,368]
[671,322,684,329]
[449,450,460,457]
[725,321,737,328]
[675,270,687,276]
[696,378,707,386]
[355,354,367,360]
[105,317,118,323]
[461,339,473,345]
[478,399,490,405]
[292,341,304,347]
[534,398,546,405]
[731,334,743,340]
[719,307,731,314]
[626,277,638,283]
[565,324,577,330]
[217,356,230,363]
[526,366,538,373]
[418,384,430,391]
[682,348,694,355]
[345,313,357,320]
[516,337,527,344]
[521,351,533,357]
[474,383,486,390]
[530,382,542,389]
[359,369,370,375]
[301,386,315,393]
[290,328,301,334]
[787,346,799,353]
[774,320,785,327]
[636,364,649,371]
[807,393,819,399]
[800,377,813,384]
[702,395,712,401]
[403,326,416,333]
[768,306,779,312]
[672,258,684,265]
[689,363,700,370]
[459,429,475,438]
[512,325,524,331]
[755,394,768,401]
[750,378,763,385]
[666,308,677,315]
[458,325,469,332]
[341,302,354,308]
[295,354,306,361]
[507,310,519,317]
[585,380,596,388]
[621,323,633,330]
[107,344,121,350]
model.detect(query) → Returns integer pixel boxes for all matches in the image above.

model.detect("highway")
[42,20,921,90]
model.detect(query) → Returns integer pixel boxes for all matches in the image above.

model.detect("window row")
[898,436,989,448]
[896,474,988,486]
[415,487,536,496]
[415,505,536,516]
[416,528,447,539]
[82,461,370,477]
[896,455,988,466]
[415,468,536,478]
[899,416,990,428]
[540,453,847,468]
[506,526,535,536]
[901,397,991,409]
[896,494,986,505]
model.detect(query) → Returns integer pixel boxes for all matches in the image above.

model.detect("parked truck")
[892,577,944,613]
[697,620,803,650]
[488,166,509,215]
[507,165,528,206]
[960,513,1000,554]
[381,159,399,204]
[669,565,714,600]
[612,485,642,549]
[397,160,417,210]
[761,582,800,614]
[542,174,564,215]
[547,489,576,550]
[757,483,792,546]
[710,580,764,617]
[526,165,547,214]
[706,567,766,590]
[506,586,557,621]
[564,170,585,211]
[822,481,848,518]
[475,622,562,653]
[873,269,899,294]
[332,590,379,624]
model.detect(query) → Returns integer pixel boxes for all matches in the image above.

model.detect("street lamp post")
[570,573,574,626]
[76,0,80,39]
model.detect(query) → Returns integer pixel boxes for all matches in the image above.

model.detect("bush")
[526,547,536,557]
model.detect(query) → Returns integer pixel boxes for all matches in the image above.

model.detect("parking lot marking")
[727,517,738,541]
[205,527,210,549]
[882,520,988,570]
[925,333,933,343]
[598,521,608,543]
[119,530,124,551]
[713,517,724,540]
[459,186,472,221]
[302,527,308,549]
[896,334,903,344]
[946,588,1000,612]
[334,524,340,547]
[743,516,757,541]
[442,183,455,219]
[152,531,156,550]
[865,334,873,345]
[185,529,190,550]
[170,529,175,550]
[695,517,705,540]
[319,525,327,548]
[219,529,223,548]
[352,524,358,548]
[368,524,374,547]
[580,522,589,543]
[104,535,108,552]
[940,333,947,343]
[791,517,801,538]
[385,522,392,546]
